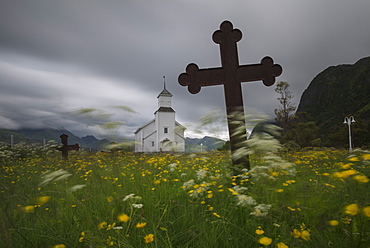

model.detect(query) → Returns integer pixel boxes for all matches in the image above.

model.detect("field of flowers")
[0,146,369,247]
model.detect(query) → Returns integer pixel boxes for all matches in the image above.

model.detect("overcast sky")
[0,0,369,140]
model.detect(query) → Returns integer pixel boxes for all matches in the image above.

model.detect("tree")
[274,81,296,134]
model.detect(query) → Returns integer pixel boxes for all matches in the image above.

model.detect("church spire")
[157,76,172,98]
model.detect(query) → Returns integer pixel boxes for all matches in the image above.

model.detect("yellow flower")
[117,214,130,222]
[53,245,66,248]
[36,196,51,205]
[106,196,113,202]
[136,222,147,228]
[348,156,359,162]
[353,175,369,183]
[23,205,35,213]
[328,220,339,226]
[144,234,154,243]
[362,154,370,160]
[292,229,301,238]
[362,206,370,217]
[275,189,284,193]
[98,221,107,230]
[255,229,264,235]
[341,169,358,178]
[344,204,359,215]
[258,237,272,246]
[277,242,289,248]
[301,230,310,241]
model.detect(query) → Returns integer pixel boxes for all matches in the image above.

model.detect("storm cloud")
[0,0,369,139]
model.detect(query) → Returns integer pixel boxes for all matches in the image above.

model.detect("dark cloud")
[0,0,369,139]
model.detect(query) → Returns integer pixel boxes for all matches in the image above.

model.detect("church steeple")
[157,76,173,98]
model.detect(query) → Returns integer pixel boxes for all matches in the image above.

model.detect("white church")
[134,83,186,152]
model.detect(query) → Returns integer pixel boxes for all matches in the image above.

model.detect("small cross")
[57,134,80,159]
[178,21,282,171]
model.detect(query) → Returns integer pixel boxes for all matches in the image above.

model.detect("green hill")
[296,56,370,147]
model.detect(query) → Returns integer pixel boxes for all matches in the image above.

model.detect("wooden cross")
[178,21,282,171]
[57,134,80,159]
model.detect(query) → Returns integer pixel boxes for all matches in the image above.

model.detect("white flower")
[182,179,195,190]
[196,169,207,180]
[168,163,177,172]
[132,203,143,209]
[250,204,271,217]
[123,193,135,201]
[236,194,256,207]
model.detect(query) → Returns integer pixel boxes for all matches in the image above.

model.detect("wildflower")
[106,196,113,202]
[348,156,359,162]
[328,220,339,226]
[344,204,359,215]
[118,214,130,222]
[53,245,66,248]
[362,206,370,217]
[123,193,135,201]
[301,230,310,241]
[341,169,358,178]
[98,221,108,230]
[258,236,272,246]
[36,196,50,205]
[255,228,264,235]
[23,205,35,213]
[277,242,289,248]
[136,222,147,228]
[250,204,271,217]
[107,223,116,230]
[106,236,113,246]
[275,189,284,193]
[132,204,143,209]
[353,175,369,183]
[362,153,370,160]
[292,229,301,238]
[236,194,257,207]
[144,234,154,243]
[212,212,221,217]
[79,232,85,242]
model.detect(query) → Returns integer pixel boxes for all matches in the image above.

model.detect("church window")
[152,141,155,147]
[164,127,168,133]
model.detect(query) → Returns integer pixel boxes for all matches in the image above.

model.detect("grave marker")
[57,134,80,159]
[178,20,282,171]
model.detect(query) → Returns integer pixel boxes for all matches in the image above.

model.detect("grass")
[0,146,369,247]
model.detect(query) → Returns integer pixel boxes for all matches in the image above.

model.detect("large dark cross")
[178,21,282,171]
[57,134,80,159]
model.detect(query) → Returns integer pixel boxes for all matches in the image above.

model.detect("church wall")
[155,111,176,152]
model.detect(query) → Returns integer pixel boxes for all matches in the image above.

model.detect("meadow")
[0,145,369,247]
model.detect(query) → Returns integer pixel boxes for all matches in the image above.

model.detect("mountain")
[296,56,370,147]
[81,135,111,150]
[0,128,111,150]
[185,136,226,152]
[1,128,226,152]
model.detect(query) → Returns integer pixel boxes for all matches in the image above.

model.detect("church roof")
[154,107,175,114]
[157,81,173,98]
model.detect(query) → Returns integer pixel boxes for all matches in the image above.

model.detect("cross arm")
[238,57,282,86]
[178,63,225,94]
